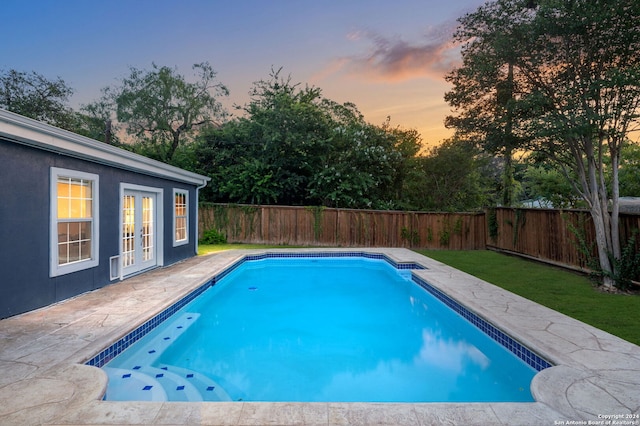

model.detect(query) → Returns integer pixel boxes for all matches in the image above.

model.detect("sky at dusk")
[2,0,488,147]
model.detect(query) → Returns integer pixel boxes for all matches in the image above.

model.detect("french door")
[122,190,157,276]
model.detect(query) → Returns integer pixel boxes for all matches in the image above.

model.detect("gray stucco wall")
[0,138,200,318]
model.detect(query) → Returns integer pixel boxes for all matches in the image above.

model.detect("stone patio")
[0,248,638,425]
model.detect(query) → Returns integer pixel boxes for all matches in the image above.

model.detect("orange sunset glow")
[2,0,487,147]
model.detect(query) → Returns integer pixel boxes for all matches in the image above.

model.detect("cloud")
[317,21,462,83]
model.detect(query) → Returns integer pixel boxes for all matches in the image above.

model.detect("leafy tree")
[409,138,493,211]
[305,103,413,209]
[194,69,422,209]
[303,102,371,208]
[446,0,640,289]
[76,96,122,146]
[444,1,536,206]
[0,69,76,129]
[521,165,581,208]
[93,62,228,163]
[196,70,332,205]
[614,142,640,197]
[194,122,247,202]
[239,70,331,205]
[377,121,424,209]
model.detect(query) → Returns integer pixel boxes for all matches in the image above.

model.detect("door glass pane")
[142,196,154,262]
[122,195,135,268]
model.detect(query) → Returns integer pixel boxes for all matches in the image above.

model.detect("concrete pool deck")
[0,248,638,425]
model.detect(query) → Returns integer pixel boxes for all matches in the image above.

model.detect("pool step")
[157,364,231,401]
[103,367,168,401]
[104,365,231,402]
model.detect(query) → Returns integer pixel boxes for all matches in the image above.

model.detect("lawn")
[198,243,305,255]
[417,249,640,346]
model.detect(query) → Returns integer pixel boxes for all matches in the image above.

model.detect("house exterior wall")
[0,138,201,319]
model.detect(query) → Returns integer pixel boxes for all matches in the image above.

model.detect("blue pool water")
[102,256,539,402]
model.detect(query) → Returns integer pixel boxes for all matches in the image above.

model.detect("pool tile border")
[242,250,427,270]
[412,274,553,372]
[85,279,213,368]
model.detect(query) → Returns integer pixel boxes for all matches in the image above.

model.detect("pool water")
[103,257,537,402]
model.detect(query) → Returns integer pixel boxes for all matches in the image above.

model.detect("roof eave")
[0,109,210,187]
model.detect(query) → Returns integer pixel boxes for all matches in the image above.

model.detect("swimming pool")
[90,253,551,403]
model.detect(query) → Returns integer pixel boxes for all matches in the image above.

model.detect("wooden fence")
[487,208,640,274]
[198,203,640,276]
[198,204,486,249]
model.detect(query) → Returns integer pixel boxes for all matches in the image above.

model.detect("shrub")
[200,228,227,244]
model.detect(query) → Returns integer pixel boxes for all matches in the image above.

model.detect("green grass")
[198,243,305,255]
[416,250,640,346]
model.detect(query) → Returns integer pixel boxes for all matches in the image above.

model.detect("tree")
[444,1,535,206]
[377,121,423,209]
[305,103,413,209]
[409,138,493,211]
[195,69,422,209]
[0,69,76,129]
[521,164,581,208]
[96,62,228,163]
[618,143,640,197]
[446,0,640,289]
[77,95,122,146]
[196,69,333,205]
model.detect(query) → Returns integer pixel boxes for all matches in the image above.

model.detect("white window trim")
[50,167,100,277]
[173,188,189,247]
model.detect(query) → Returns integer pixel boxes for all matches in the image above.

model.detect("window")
[173,189,188,246]
[50,168,99,276]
